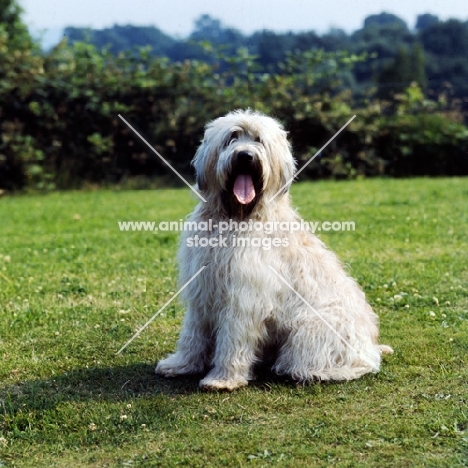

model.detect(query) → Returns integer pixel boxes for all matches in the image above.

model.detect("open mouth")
[223,151,263,218]
[233,173,256,204]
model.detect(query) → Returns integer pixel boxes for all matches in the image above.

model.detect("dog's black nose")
[237,151,254,163]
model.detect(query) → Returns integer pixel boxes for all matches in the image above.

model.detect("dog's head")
[193,109,296,218]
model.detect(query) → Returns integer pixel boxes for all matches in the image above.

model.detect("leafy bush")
[0,29,467,190]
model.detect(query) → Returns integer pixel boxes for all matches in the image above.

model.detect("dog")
[155,109,392,391]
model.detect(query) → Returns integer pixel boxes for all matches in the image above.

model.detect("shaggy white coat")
[155,109,392,391]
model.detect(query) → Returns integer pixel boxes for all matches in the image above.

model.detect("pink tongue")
[233,174,255,204]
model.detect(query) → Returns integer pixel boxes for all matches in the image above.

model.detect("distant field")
[0,178,467,467]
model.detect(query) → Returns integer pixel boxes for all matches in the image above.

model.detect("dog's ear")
[192,141,208,191]
[272,132,296,196]
[280,152,296,194]
[196,170,207,191]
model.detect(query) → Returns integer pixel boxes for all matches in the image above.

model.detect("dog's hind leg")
[272,314,382,382]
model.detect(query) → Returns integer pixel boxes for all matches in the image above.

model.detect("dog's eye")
[227,131,239,147]
[255,136,262,144]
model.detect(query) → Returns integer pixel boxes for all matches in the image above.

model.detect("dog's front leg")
[199,315,262,391]
[155,307,210,377]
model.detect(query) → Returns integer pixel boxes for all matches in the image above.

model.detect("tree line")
[1,3,468,191]
[64,13,468,101]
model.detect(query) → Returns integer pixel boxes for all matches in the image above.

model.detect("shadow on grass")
[0,362,300,415]
[0,363,198,413]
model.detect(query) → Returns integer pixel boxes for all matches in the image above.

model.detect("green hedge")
[1,37,467,191]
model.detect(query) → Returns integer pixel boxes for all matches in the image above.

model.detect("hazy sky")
[22,0,466,37]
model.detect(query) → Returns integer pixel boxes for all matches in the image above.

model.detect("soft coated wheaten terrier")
[156,109,392,391]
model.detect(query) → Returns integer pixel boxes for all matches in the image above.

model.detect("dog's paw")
[155,361,182,378]
[379,344,394,355]
[199,376,248,392]
[155,354,203,377]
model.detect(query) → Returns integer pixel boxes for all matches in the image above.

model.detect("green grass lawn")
[0,178,467,467]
